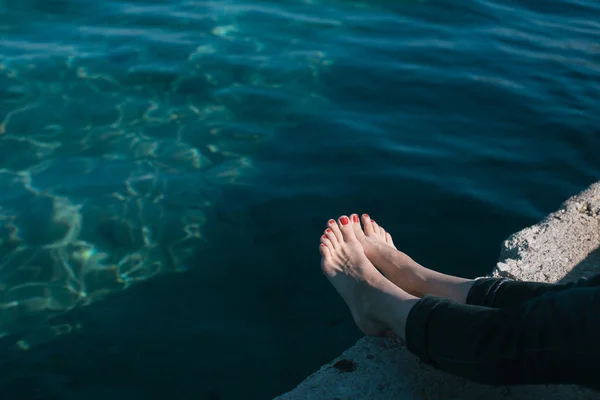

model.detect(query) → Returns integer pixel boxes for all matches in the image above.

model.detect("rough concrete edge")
[495,181,600,282]
[276,182,600,400]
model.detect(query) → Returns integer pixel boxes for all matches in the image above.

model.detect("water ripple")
[0,0,599,395]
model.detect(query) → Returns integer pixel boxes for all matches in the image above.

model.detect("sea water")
[0,0,599,398]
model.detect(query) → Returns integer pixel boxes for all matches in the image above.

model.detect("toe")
[374,222,384,239]
[338,215,357,242]
[350,214,364,237]
[362,213,374,235]
[372,220,382,237]
[321,234,334,249]
[324,228,339,248]
[385,232,395,246]
[327,219,343,242]
[319,243,331,257]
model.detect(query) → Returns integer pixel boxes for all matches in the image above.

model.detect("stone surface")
[277,182,600,400]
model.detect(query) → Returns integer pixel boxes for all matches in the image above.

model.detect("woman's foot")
[320,216,417,339]
[338,214,475,303]
[324,214,425,297]
[354,213,396,251]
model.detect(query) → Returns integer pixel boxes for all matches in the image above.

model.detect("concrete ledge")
[277,182,600,400]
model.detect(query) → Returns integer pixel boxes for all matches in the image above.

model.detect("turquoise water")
[1,0,599,398]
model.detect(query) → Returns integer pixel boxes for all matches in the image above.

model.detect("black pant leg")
[406,286,600,387]
[467,274,600,308]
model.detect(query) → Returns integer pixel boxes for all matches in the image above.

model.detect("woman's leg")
[350,213,600,307]
[405,285,600,387]
[467,274,600,307]
[322,215,600,388]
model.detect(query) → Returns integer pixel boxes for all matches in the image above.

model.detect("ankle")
[413,267,475,303]
[399,264,429,297]
[380,295,419,342]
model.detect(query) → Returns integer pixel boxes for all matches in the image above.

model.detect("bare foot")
[333,214,475,304]
[325,214,425,297]
[320,215,417,339]
[350,213,396,256]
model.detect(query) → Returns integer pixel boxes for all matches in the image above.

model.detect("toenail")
[363,214,369,219]
[340,216,349,225]
[329,219,335,225]
[322,235,327,239]
[326,228,332,233]
[352,215,359,223]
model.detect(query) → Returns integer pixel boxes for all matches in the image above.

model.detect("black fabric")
[467,274,600,308]
[405,275,600,389]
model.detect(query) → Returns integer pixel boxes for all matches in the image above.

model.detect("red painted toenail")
[322,235,327,239]
[329,219,335,225]
[372,220,376,224]
[352,215,359,223]
[340,217,349,225]
[326,228,332,233]
[363,214,369,219]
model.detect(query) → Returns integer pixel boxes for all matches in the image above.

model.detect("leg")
[405,286,600,387]
[321,217,600,387]
[349,213,600,307]
[467,274,600,307]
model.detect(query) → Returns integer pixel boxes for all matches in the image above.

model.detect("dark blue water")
[0,0,599,398]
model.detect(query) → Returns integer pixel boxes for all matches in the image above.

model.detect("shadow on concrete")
[558,245,600,284]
